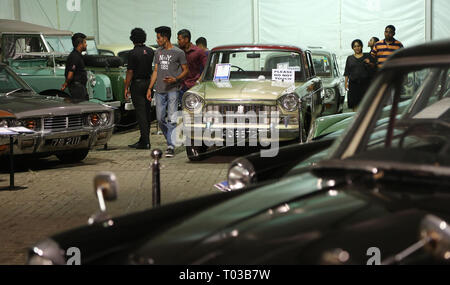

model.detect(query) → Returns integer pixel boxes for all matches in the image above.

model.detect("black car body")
[28,40,450,265]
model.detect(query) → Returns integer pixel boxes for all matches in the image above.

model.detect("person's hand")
[364,58,370,64]
[61,82,67,91]
[163,76,177,84]
[124,89,130,100]
[146,88,152,101]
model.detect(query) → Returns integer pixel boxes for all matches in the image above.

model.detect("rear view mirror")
[88,172,118,226]
[420,215,450,261]
[247,53,260,59]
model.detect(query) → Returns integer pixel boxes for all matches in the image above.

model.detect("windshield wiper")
[5,88,32,96]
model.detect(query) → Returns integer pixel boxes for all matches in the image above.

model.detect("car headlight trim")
[88,72,97,87]
[100,112,110,126]
[324,88,336,101]
[279,93,299,112]
[183,92,203,111]
[88,113,101,127]
[227,159,256,191]
[0,119,9,128]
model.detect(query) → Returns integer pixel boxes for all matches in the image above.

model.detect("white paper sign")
[8,127,35,133]
[277,62,289,70]
[214,63,231,81]
[272,69,295,83]
[0,128,18,135]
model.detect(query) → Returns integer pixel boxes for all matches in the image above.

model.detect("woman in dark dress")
[344,39,372,111]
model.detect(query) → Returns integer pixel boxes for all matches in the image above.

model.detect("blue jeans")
[155,92,178,148]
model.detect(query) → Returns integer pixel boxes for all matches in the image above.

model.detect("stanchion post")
[9,135,14,189]
[151,149,162,207]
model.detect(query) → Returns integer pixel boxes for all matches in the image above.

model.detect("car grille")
[205,104,276,115]
[43,115,83,131]
[204,104,278,124]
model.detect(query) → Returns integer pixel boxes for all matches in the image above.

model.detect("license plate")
[224,129,258,140]
[50,136,81,147]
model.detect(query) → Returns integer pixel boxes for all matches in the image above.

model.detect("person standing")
[195,36,209,57]
[177,29,207,103]
[365,36,380,81]
[147,26,188,158]
[371,25,404,68]
[61,33,88,100]
[344,39,372,111]
[368,36,379,52]
[124,28,154,149]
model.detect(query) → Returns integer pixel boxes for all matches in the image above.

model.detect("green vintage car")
[307,71,427,142]
[182,44,326,160]
[0,19,119,110]
[310,48,346,115]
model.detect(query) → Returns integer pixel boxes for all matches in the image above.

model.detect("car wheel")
[186,140,208,161]
[56,149,89,163]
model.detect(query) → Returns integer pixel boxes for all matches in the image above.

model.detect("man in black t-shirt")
[61,33,88,100]
[124,28,155,149]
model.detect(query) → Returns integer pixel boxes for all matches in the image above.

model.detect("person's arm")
[124,69,133,100]
[61,71,74,91]
[343,57,350,90]
[147,64,158,101]
[163,64,189,84]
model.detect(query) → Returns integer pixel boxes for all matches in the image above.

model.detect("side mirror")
[88,172,118,226]
[420,215,450,261]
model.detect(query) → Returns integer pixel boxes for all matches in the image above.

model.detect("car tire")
[56,149,89,163]
[83,55,123,68]
[186,140,208,161]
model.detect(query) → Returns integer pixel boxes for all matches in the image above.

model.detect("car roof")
[211,44,304,53]
[383,39,450,68]
[0,19,72,36]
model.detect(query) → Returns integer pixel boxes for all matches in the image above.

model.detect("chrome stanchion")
[151,149,162,207]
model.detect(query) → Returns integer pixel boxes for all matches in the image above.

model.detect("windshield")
[86,39,99,55]
[312,54,332,77]
[0,66,31,94]
[45,36,73,54]
[203,50,306,81]
[336,65,450,169]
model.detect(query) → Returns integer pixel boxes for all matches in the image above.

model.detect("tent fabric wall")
[0,0,448,52]
[18,0,96,37]
[176,0,253,48]
[98,0,173,45]
[0,0,15,20]
[433,0,450,40]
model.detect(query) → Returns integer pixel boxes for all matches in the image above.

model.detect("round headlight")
[89,113,101,127]
[183,92,202,111]
[0,119,10,127]
[100,113,109,125]
[324,88,336,101]
[227,159,255,191]
[280,94,298,112]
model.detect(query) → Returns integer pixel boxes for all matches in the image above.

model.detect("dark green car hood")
[0,92,110,118]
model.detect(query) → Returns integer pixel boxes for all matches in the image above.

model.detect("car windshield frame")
[326,61,450,171]
[44,35,73,54]
[0,65,34,95]
[203,49,307,82]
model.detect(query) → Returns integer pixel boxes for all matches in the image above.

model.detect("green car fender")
[308,112,355,141]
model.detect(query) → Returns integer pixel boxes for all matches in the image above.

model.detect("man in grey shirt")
[147,26,188,157]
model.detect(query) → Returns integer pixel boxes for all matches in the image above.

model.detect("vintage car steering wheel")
[398,120,450,150]
[231,65,245,72]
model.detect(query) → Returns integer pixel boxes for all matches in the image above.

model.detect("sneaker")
[165,147,175,157]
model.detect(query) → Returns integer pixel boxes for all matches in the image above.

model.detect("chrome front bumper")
[1,126,114,156]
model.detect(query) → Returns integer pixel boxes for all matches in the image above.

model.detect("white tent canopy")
[1,0,449,69]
